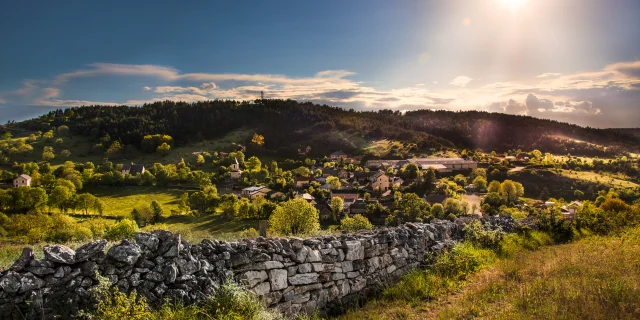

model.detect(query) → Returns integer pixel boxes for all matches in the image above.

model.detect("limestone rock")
[43,245,76,264]
[269,269,288,291]
[75,240,107,262]
[107,240,142,265]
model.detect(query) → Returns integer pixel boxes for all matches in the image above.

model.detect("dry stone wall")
[0,219,473,319]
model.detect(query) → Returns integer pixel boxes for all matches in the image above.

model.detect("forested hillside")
[8,100,639,157]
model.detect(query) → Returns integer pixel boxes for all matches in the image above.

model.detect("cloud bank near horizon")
[1,60,639,128]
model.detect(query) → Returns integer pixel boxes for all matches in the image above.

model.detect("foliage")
[90,277,152,320]
[104,218,139,241]
[463,220,505,249]
[268,198,320,236]
[340,214,374,232]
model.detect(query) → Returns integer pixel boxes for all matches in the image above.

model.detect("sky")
[1,0,639,128]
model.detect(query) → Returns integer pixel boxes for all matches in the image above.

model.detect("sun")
[499,0,528,13]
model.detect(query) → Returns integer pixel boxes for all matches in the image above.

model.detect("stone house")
[13,174,31,187]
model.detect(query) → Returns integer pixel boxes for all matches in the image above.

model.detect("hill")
[4,100,639,159]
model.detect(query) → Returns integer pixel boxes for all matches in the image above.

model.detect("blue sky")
[1,0,639,127]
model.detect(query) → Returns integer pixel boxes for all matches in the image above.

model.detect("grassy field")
[339,228,640,320]
[557,169,639,189]
[85,186,185,217]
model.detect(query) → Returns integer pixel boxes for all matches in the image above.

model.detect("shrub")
[340,214,374,232]
[105,219,139,241]
[463,220,504,249]
[239,227,259,239]
[90,277,152,320]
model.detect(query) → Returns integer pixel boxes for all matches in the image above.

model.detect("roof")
[301,193,315,201]
[18,174,31,180]
[122,162,133,170]
[243,186,266,193]
[130,164,145,174]
[295,176,315,182]
[331,150,347,156]
[366,158,477,168]
[567,201,583,208]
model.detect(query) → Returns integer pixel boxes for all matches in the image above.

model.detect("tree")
[49,185,73,212]
[57,125,70,136]
[94,199,105,216]
[151,200,164,221]
[398,193,429,221]
[268,198,320,236]
[487,180,501,193]
[500,180,523,204]
[157,142,171,156]
[404,163,419,179]
[42,146,55,161]
[196,154,205,165]
[245,156,262,173]
[326,176,342,190]
[131,204,155,227]
[340,214,374,232]
[107,141,123,158]
[431,203,445,219]
[473,176,487,191]
[251,133,265,146]
[178,192,190,214]
[77,193,97,215]
[443,198,467,216]
[330,197,344,220]
[574,189,584,199]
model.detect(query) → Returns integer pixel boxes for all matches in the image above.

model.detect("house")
[330,192,359,214]
[561,201,583,217]
[369,171,391,191]
[13,174,31,187]
[365,158,477,173]
[298,193,317,205]
[241,186,266,198]
[329,150,348,160]
[250,187,273,200]
[465,184,476,192]
[294,176,315,188]
[122,163,145,175]
[337,169,350,179]
[321,168,338,177]
[230,158,243,179]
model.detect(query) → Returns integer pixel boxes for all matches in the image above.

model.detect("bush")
[239,227,259,239]
[90,277,152,320]
[340,214,374,232]
[105,219,139,241]
[463,220,504,249]
[499,231,553,257]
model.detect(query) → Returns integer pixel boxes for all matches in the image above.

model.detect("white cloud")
[449,76,472,87]
[536,73,562,78]
[2,59,639,127]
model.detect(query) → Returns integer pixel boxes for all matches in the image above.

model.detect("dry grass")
[338,228,640,320]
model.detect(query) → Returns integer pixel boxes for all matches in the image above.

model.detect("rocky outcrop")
[0,219,486,319]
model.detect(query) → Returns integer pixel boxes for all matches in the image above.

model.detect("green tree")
[326,176,342,190]
[77,193,97,215]
[431,203,445,219]
[156,142,171,156]
[42,146,55,161]
[196,154,205,165]
[487,180,501,193]
[330,197,344,220]
[49,185,73,213]
[268,198,320,236]
[178,192,190,214]
[473,176,487,191]
[150,200,164,221]
[245,156,262,173]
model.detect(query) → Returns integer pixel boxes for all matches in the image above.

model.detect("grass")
[86,186,185,217]
[338,228,640,320]
[557,169,638,189]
